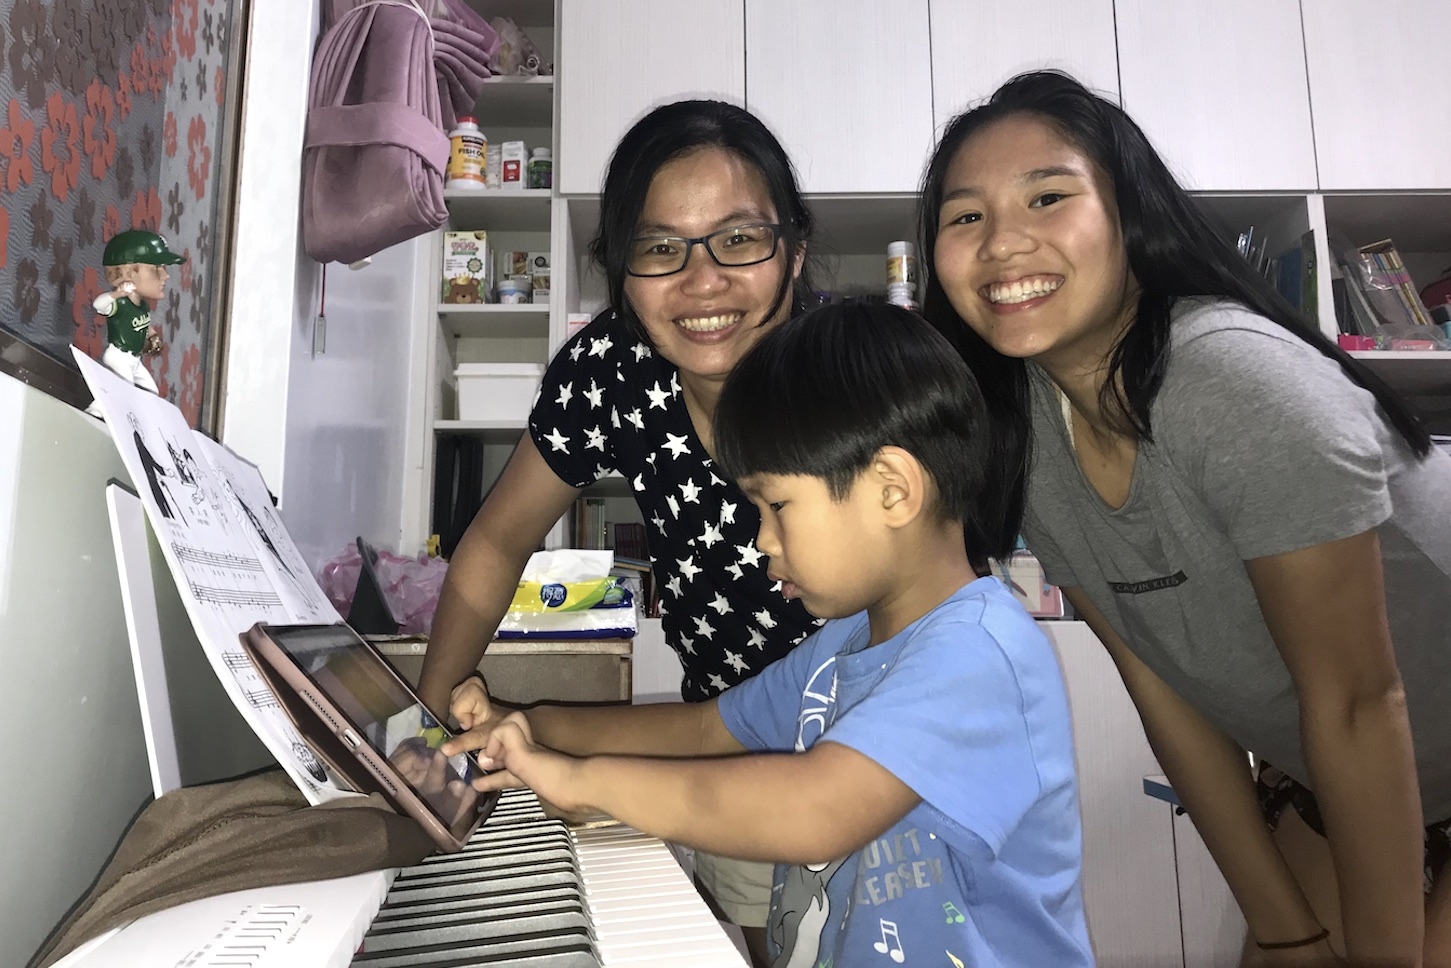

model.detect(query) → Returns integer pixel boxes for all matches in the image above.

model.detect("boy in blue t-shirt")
[445,304,1093,967]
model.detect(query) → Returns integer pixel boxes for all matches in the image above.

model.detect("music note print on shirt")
[872,918,905,963]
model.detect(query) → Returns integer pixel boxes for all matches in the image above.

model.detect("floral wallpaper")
[0,0,235,428]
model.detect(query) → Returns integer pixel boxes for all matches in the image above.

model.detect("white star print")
[698,521,722,547]
[632,342,651,362]
[680,479,702,505]
[665,575,682,597]
[666,494,680,518]
[754,609,778,629]
[632,474,644,492]
[708,593,731,615]
[736,543,765,568]
[589,335,613,358]
[708,673,728,692]
[569,342,585,362]
[646,453,658,468]
[595,464,609,479]
[724,650,747,673]
[645,382,670,410]
[652,512,667,533]
[746,627,767,650]
[555,381,573,407]
[679,635,695,656]
[611,406,621,429]
[542,428,570,453]
[584,426,606,451]
[669,372,681,396]
[677,556,702,581]
[719,501,736,525]
[584,380,604,409]
[726,563,744,581]
[616,364,625,382]
[662,433,690,458]
[692,616,716,640]
[770,580,783,594]
[625,408,645,431]
[710,471,726,487]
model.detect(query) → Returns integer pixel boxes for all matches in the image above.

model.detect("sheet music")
[74,348,350,805]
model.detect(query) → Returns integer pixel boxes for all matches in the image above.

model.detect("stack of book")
[1332,237,1445,349]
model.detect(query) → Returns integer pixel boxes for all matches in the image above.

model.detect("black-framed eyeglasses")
[626,223,782,277]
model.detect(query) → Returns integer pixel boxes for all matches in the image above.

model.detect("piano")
[51,789,750,968]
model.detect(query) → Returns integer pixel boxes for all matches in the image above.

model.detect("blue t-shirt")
[718,577,1093,968]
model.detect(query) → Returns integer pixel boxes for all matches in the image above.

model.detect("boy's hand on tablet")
[441,673,496,755]
[474,712,588,815]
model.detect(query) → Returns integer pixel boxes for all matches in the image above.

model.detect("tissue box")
[455,362,544,422]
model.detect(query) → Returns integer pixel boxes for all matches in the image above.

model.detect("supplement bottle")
[886,240,918,286]
[445,116,487,189]
[527,147,553,189]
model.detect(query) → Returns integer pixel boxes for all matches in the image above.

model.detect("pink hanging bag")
[302,0,450,264]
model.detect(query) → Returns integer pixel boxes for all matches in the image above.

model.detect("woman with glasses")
[419,99,819,965]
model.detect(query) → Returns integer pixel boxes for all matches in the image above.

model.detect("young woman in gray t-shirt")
[918,71,1451,966]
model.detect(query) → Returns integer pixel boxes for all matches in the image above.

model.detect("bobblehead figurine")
[92,229,186,398]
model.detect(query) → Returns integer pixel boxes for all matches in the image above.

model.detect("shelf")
[433,419,528,436]
[1322,193,1451,252]
[438,303,550,338]
[445,188,553,232]
[1348,350,1451,395]
[472,76,553,127]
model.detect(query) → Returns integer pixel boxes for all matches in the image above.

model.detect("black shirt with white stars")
[528,311,821,701]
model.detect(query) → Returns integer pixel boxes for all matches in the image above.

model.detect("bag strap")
[305,102,451,173]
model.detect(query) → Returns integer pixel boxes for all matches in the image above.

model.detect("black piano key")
[363,901,589,949]
[382,864,582,903]
[373,884,585,922]
[352,926,599,968]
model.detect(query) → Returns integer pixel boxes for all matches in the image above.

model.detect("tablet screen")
[264,624,486,841]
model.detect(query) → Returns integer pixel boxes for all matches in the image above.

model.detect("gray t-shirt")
[1021,299,1451,823]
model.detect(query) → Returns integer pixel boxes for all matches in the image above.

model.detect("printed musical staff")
[187,583,283,609]
[243,686,280,710]
[171,544,265,572]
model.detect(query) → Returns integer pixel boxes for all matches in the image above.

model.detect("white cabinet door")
[930,0,1118,133]
[1042,621,1183,967]
[743,0,933,194]
[1304,0,1451,190]
[1117,0,1317,192]
[1173,809,1247,968]
[556,0,745,195]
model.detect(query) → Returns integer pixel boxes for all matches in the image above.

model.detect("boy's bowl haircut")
[715,303,997,550]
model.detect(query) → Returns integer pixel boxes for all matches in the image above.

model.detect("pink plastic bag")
[318,542,449,635]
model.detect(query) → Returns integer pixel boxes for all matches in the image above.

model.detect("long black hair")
[591,100,817,344]
[715,302,1011,569]
[918,70,1431,541]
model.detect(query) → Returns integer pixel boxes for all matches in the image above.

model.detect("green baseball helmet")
[103,229,186,267]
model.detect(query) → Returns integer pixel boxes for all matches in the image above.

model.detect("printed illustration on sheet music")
[73,347,349,804]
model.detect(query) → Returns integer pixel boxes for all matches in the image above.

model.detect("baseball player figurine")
[88,229,186,411]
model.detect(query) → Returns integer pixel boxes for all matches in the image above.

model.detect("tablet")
[240,621,497,852]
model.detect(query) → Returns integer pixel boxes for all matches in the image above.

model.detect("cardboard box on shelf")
[500,141,526,189]
[441,231,494,304]
[501,250,529,281]
[528,251,550,305]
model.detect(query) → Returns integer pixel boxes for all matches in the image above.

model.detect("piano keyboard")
[350,788,749,967]
[51,789,747,968]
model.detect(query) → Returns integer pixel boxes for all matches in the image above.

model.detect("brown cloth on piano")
[29,768,435,968]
